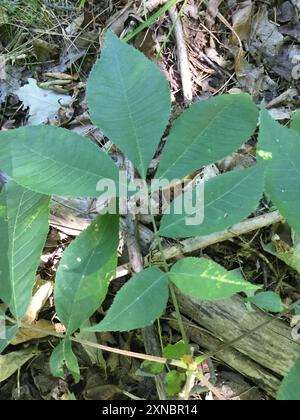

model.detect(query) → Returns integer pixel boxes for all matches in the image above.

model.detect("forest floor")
[0,0,300,401]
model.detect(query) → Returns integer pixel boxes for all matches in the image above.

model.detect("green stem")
[4,315,186,368]
[169,282,189,347]
[150,213,189,350]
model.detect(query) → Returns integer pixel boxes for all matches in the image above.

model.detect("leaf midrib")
[161,168,255,233]
[113,50,146,179]
[9,189,27,321]
[14,140,115,183]
[157,101,234,180]
[99,271,167,329]
[65,227,109,334]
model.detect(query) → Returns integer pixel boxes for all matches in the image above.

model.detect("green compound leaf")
[0,125,119,197]
[277,357,300,400]
[87,31,171,179]
[50,339,80,383]
[160,165,264,238]
[0,324,18,355]
[156,94,259,181]
[170,257,260,300]
[259,107,300,235]
[290,110,300,132]
[247,291,284,313]
[87,267,169,332]
[55,213,119,335]
[0,181,50,321]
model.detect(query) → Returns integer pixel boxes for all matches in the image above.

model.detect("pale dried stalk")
[152,211,283,262]
[5,316,183,368]
[146,0,193,104]
[168,4,193,104]
[124,158,144,273]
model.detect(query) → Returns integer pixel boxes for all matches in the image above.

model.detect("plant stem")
[4,315,185,369]
[169,282,189,346]
[124,158,167,400]
[150,213,189,349]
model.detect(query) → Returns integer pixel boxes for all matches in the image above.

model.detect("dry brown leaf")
[278,1,295,23]
[11,320,56,345]
[0,348,37,382]
[249,6,284,62]
[84,384,121,400]
[231,0,253,43]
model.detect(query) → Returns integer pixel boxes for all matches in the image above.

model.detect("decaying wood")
[169,315,281,397]
[173,293,300,396]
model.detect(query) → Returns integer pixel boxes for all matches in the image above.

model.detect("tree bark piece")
[169,315,281,397]
[175,293,300,394]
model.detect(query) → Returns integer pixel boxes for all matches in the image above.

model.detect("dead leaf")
[208,0,223,18]
[268,107,291,121]
[65,13,85,36]
[33,39,58,62]
[280,21,300,38]
[50,45,85,73]
[11,320,56,345]
[205,47,229,68]
[235,50,277,97]
[278,1,295,23]
[272,44,300,80]
[263,231,300,274]
[0,348,37,382]
[84,383,121,400]
[231,0,253,43]
[292,0,300,8]
[249,6,284,64]
[16,78,72,125]
[0,62,25,104]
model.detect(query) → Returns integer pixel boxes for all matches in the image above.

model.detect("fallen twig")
[152,210,283,262]
[147,0,193,104]
[168,4,193,104]
[124,158,144,273]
